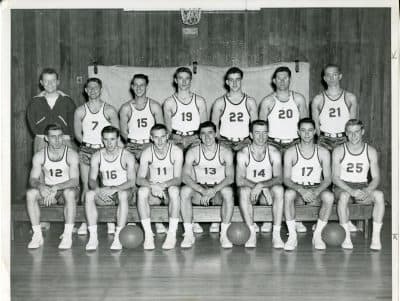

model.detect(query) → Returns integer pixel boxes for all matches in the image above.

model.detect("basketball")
[119,225,144,249]
[321,223,346,246]
[227,222,251,246]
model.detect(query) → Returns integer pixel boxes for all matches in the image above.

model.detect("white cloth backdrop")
[88,62,309,113]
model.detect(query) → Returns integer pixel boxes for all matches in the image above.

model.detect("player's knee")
[117,190,129,202]
[338,192,351,205]
[284,189,296,202]
[221,187,234,205]
[180,186,193,202]
[321,191,334,205]
[26,188,39,202]
[63,188,77,201]
[85,190,96,203]
[168,186,180,198]
[271,185,284,199]
[137,187,150,201]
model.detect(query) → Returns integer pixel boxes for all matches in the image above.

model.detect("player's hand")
[358,189,374,204]
[39,185,51,198]
[250,185,262,203]
[299,189,315,204]
[43,190,57,207]
[352,189,365,201]
[96,188,114,205]
[204,188,217,199]
[262,188,273,206]
[151,184,166,199]
[200,195,212,206]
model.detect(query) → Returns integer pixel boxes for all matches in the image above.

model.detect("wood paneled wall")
[11,8,392,202]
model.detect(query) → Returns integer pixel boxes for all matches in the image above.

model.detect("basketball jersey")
[171,94,201,133]
[319,90,350,134]
[267,92,300,140]
[291,144,322,186]
[219,94,251,139]
[99,148,127,187]
[340,143,370,183]
[245,145,273,183]
[193,144,225,185]
[149,143,175,183]
[127,99,155,140]
[43,146,70,186]
[82,102,110,145]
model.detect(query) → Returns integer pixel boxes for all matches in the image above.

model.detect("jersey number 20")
[278,109,293,119]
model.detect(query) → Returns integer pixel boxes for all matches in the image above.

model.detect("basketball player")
[120,74,164,160]
[180,121,235,248]
[136,124,183,250]
[283,118,334,250]
[332,119,385,250]
[74,78,119,235]
[163,67,208,150]
[26,124,79,249]
[211,67,258,152]
[236,120,284,248]
[85,126,136,251]
[259,66,309,233]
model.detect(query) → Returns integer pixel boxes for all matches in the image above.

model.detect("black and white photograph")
[1,0,399,300]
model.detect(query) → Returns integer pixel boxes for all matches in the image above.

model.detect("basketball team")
[24,65,385,252]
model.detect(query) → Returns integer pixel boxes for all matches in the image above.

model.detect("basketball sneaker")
[192,223,204,234]
[245,228,257,248]
[254,223,260,233]
[58,235,72,249]
[220,234,233,248]
[284,235,298,251]
[296,222,307,233]
[156,223,167,234]
[77,223,88,235]
[312,233,326,250]
[348,221,358,232]
[261,222,272,233]
[85,237,99,251]
[28,232,44,249]
[181,232,195,248]
[341,239,353,249]
[143,235,155,250]
[162,232,177,250]
[110,237,122,250]
[272,232,284,249]
[209,222,220,233]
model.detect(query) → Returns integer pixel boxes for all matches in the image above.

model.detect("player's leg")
[137,186,155,250]
[59,188,78,249]
[85,190,99,250]
[271,185,284,248]
[284,189,298,251]
[238,187,256,247]
[110,190,130,250]
[312,190,334,250]
[162,186,181,250]
[77,160,90,235]
[180,185,196,248]
[219,186,234,248]
[370,190,385,250]
[26,188,44,248]
[337,189,353,249]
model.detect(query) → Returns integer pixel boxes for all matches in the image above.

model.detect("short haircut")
[40,68,59,81]
[272,66,292,79]
[199,121,217,133]
[131,74,149,85]
[174,67,192,80]
[345,119,364,131]
[44,123,63,135]
[101,126,120,138]
[150,123,168,135]
[297,118,316,130]
[224,67,243,81]
[250,120,268,133]
[323,63,341,74]
[85,77,102,89]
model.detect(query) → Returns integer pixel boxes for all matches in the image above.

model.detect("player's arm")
[366,146,380,192]
[255,147,283,188]
[112,151,137,191]
[295,92,309,118]
[26,102,40,136]
[211,98,224,135]
[150,100,165,124]
[332,146,356,196]
[246,97,258,122]
[311,94,323,135]
[313,147,332,195]
[258,95,273,121]
[119,103,131,141]
[182,148,207,194]
[73,106,85,143]
[136,148,152,187]
[29,151,46,189]
[197,96,209,122]
[105,104,120,129]
[212,147,234,192]
[162,98,174,132]
[161,146,183,187]
[52,149,80,190]
[236,149,256,188]
[346,92,358,119]
[283,147,306,192]
[88,151,101,190]
[66,99,77,139]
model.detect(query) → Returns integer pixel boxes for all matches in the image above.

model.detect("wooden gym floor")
[11,219,392,301]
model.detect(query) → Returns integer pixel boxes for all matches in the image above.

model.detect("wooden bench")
[12,203,373,239]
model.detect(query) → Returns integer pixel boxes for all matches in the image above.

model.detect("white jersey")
[82,102,110,145]
[245,145,273,183]
[319,90,350,134]
[291,144,322,186]
[171,94,201,133]
[43,146,70,186]
[219,94,251,139]
[149,143,175,183]
[268,92,300,140]
[127,99,155,140]
[340,143,370,183]
[193,144,225,185]
[99,148,127,187]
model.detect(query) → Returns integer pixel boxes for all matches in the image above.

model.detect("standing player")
[332,119,385,250]
[163,67,208,150]
[259,66,308,233]
[211,67,258,152]
[119,74,164,160]
[180,121,235,248]
[136,124,183,250]
[236,120,284,248]
[85,126,136,250]
[26,124,79,249]
[283,118,334,250]
[74,78,119,235]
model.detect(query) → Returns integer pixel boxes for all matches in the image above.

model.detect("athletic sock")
[64,223,74,236]
[286,220,296,236]
[32,225,42,234]
[168,218,179,234]
[273,225,281,233]
[372,221,383,237]
[314,219,327,235]
[115,226,123,237]
[88,225,98,240]
[220,222,230,235]
[141,218,153,235]
[183,222,193,234]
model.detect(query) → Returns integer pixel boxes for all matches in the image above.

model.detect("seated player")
[180,121,235,248]
[283,118,334,250]
[136,124,183,250]
[236,120,284,248]
[26,124,79,249]
[85,126,136,250]
[332,119,385,250]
